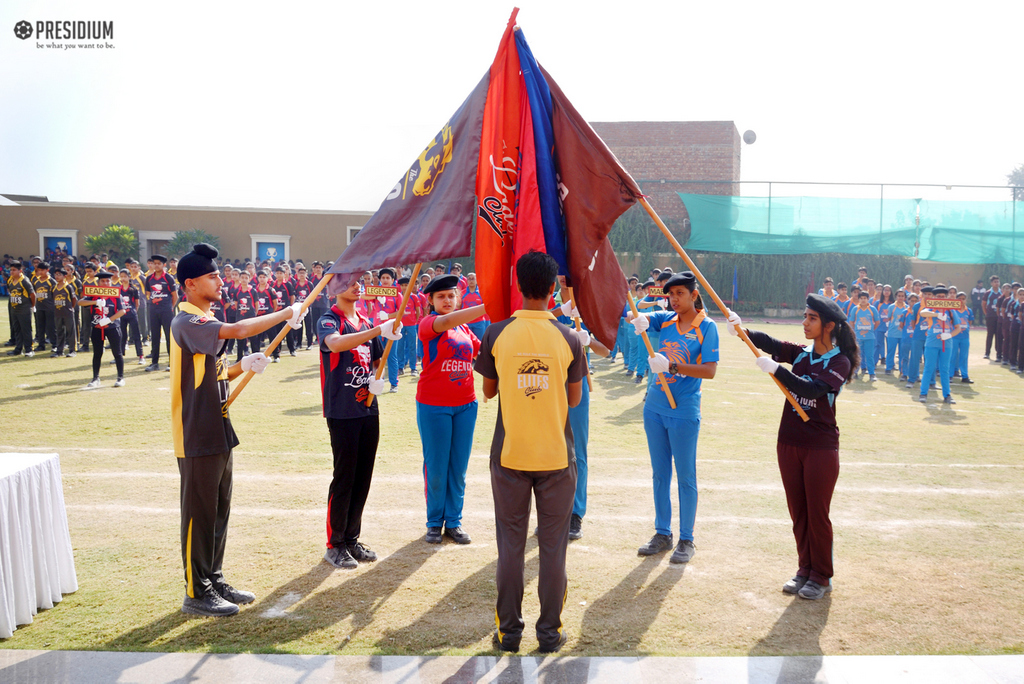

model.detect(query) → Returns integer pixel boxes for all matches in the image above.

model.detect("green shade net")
[678,193,918,256]
[679,193,1024,265]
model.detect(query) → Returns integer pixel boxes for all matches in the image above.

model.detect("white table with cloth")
[0,453,78,639]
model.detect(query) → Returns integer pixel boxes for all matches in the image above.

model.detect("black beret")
[176,244,219,285]
[664,271,697,291]
[397,277,410,286]
[920,286,934,294]
[806,293,847,323]
[931,286,948,296]
[422,274,460,294]
[96,270,115,279]
[151,254,168,263]
[641,279,656,289]
[378,267,396,280]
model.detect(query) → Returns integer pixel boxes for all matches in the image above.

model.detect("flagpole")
[625,280,677,410]
[365,263,422,406]
[224,273,334,409]
[564,286,593,392]
[638,197,810,422]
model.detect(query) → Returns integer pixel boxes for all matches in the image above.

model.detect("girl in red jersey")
[416,274,485,544]
[726,294,858,600]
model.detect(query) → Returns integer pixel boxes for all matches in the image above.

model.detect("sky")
[2,0,1022,211]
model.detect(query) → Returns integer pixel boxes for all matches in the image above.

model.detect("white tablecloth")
[0,453,78,639]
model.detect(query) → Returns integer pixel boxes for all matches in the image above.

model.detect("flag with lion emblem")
[327,8,641,347]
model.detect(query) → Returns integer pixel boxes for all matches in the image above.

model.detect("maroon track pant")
[777,443,839,586]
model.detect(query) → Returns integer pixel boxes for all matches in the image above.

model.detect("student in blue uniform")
[917,286,960,404]
[948,292,974,384]
[885,289,909,376]
[628,271,719,564]
[849,291,878,380]
[905,287,932,388]
[635,272,672,387]
[630,280,656,382]
[874,285,893,369]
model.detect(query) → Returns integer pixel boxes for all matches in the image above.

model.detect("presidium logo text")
[13,20,114,47]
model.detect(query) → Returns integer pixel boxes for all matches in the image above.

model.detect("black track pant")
[178,450,233,599]
[120,312,143,358]
[10,308,32,353]
[80,306,91,350]
[985,313,998,357]
[326,416,379,549]
[34,308,55,347]
[149,306,174,365]
[55,313,76,353]
[92,326,123,379]
[491,456,576,650]
[310,305,327,345]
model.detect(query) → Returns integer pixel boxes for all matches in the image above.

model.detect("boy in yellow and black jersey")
[52,268,78,356]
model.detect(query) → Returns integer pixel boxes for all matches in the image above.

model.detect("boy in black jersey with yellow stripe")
[171,244,304,617]
[52,268,78,356]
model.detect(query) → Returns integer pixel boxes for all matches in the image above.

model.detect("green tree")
[165,229,222,260]
[84,225,140,262]
[1007,164,1024,201]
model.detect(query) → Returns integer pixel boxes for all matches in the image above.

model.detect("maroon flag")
[543,66,643,348]
[326,76,489,294]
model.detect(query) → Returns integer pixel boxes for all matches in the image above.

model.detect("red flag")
[474,10,522,323]
[510,74,546,313]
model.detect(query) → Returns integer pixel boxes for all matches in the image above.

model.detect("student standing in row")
[629,271,719,564]
[52,268,78,357]
[233,271,259,363]
[729,294,856,600]
[850,291,878,380]
[884,289,909,376]
[317,278,403,569]
[983,275,1000,360]
[417,274,485,545]
[949,292,974,384]
[32,262,56,352]
[118,269,145,365]
[145,255,178,372]
[6,261,35,357]
[396,276,421,377]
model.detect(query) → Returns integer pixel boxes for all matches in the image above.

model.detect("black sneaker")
[346,541,378,562]
[181,588,239,617]
[425,527,442,544]
[782,575,809,595]
[797,579,832,600]
[637,533,673,556]
[5,350,19,356]
[444,526,472,544]
[634,374,644,384]
[213,583,256,605]
[538,630,568,653]
[324,546,358,569]
[669,539,696,564]
[144,363,159,372]
[943,396,956,405]
[961,378,974,384]
[624,370,634,378]
[568,514,583,541]
[492,629,520,653]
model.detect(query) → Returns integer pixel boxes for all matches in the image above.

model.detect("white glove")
[377,310,390,322]
[98,316,111,327]
[378,317,403,341]
[368,378,387,395]
[31,306,37,314]
[937,312,947,321]
[559,301,573,317]
[241,352,270,374]
[95,298,105,309]
[755,356,779,374]
[377,296,386,306]
[631,314,650,335]
[940,332,952,341]
[657,298,668,309]
[575,328,591,347]
[285,303,304,329]
[648,352,670,375]
[725,309,742,336]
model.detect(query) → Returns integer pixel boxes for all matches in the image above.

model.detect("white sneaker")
[24,351,34,357]
[114,378,125,387]
[86,379,101,389]
[138,357,146,365]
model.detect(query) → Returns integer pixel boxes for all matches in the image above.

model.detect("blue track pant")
[568,377,589,518]
[643,407,700,541]
[920,345,951,398]
[416,401,478,528]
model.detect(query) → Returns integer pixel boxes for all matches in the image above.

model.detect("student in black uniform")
[6,261,35,357]
[145,255,178,371]
[269,266,294,359]
[234,271,259,363]
[118,269,145,365]
[52,268,78,357]
[79,263,97,353]
[170,243,304,617]
[32,262,56,352]
[79,270,126,388]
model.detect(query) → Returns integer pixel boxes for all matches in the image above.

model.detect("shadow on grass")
[282,405,322,417]
[748,594,831,681]
[377,537,541,654]
[570,555,684,655]
[101,539,432,654]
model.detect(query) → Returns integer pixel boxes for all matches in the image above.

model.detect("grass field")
[1,314,1022,657]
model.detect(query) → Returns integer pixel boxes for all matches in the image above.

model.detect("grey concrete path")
[1,650,1022,683]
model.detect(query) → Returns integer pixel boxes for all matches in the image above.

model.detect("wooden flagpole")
[564,286,593,392]
[225,272,334,409]
[364,263,422,406]
[625,280,677,409]
[638,196,810,421]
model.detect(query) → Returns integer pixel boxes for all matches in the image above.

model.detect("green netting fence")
[678,193,1024,265]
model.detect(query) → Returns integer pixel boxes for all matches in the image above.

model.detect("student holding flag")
[628,271,719,564]
[416,274,485,545]
[79,270,126,389]
[728,294,857,600]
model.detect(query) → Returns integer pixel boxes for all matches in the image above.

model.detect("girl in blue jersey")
[850,291,878,380]
[874,285,893,370]
[628,271,719,564]
[634,275,672,386]
[917,286,961,404]
[949,292,974,384]
[885,289,909,375]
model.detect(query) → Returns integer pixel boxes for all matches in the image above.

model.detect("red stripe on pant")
[776,442,839,586]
